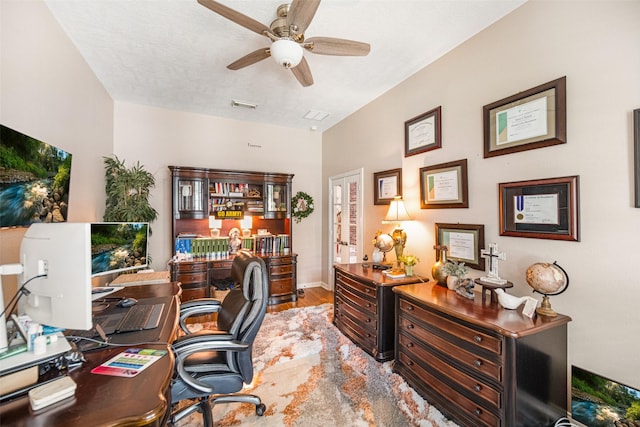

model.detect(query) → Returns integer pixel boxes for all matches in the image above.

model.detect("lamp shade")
[209,216,222,229]
[240,215,253,230]
[383,196,412,224]
[270,39,303,69]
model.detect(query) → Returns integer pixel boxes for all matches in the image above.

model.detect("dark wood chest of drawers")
[265,254,297,305]
[393,283,571,427]
[333,263,426,362]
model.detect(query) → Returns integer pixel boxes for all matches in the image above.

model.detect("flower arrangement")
[292,191,314,223]
[442,260,469,278]
[398,254,420,266]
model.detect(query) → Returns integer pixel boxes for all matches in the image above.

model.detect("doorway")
[328,169,363,290]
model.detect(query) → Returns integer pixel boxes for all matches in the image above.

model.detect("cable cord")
[0,274,46,318]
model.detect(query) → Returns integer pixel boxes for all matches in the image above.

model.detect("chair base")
[170,393,265,427]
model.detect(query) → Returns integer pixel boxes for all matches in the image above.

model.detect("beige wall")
[1,0,113,294]
[323,0,640,388]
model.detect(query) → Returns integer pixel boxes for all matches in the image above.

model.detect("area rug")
[177,304,461,427]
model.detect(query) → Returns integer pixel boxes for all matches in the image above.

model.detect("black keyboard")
[117,303,165,333]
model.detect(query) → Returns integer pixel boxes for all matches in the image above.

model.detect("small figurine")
[455,278,475,299]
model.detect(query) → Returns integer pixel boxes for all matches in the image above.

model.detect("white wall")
[1,0,113,294]
[113,102,323,286]
[323,0,640,388]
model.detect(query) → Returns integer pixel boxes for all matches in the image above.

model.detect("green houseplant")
[103,156,158,224]
[442,260,469,290]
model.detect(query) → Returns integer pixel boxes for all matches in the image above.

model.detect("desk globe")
[525,261,569,317]
[373,233,394,264]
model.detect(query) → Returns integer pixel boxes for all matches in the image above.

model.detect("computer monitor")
[19,223,93,331]
[90,222,149,277]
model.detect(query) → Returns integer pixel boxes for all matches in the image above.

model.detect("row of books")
[174,234,291,259]
[253,234,290,255]
[175,237,230,259]
[209,182,262,198]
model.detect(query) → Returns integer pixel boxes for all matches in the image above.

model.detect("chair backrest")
[218,250,268,380]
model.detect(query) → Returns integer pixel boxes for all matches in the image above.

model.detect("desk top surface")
[0,282,181,427]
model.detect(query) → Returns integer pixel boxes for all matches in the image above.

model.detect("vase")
[405,265,414,277]
[446,275,460,290]
[431,246,449,286]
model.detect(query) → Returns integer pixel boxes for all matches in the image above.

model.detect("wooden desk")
[0,282,181,427]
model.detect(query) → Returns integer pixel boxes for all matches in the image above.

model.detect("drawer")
[400,299,502,355]
[334,310,377,354]
[269,277,294,296]
[180,287,208,302]
[269,263,293,276]
[174,262,208,273]
[398,351,500,427]
[335,296,377,331]
[398,333,501,408]
[399,315,502,382]
[177,271,207,285]
[335,284,376,315]
[269,256,295,266]
[336,272,377,299]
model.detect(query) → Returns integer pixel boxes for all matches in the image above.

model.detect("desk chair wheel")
[256,403,266,416]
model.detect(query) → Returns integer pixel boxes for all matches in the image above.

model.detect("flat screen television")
[0,124,73,228]
[90,222,149,276]
[572,365,640,426]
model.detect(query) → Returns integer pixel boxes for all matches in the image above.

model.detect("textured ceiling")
[45,0,526,132]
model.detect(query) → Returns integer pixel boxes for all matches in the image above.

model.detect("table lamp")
[382,196,412,272]
[240,216,253,237]
[209,217,222,237]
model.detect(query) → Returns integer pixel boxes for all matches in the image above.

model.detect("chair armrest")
[179,298,222,334]
[172,331,233,350]
[173,336,250,393]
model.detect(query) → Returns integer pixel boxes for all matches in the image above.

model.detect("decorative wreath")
[292,191,314,223]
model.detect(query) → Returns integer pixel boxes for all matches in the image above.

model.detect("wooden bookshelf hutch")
[168,166,296,304]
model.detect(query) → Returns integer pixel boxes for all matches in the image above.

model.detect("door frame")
[327,168,364,290]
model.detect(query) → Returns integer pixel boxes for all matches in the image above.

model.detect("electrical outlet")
[38,260,48,276]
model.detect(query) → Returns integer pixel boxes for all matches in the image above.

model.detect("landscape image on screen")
[0,124,72,228]
[572,366,640,426]
[91,223,149,276]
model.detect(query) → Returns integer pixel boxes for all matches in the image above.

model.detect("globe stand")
[536,295,558,317]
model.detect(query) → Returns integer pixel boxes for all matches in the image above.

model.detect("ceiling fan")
[197,0,371,87]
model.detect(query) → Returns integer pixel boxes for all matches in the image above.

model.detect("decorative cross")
[480,243,507,285]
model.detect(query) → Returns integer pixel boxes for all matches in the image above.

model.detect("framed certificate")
[483,76,566,158]
[419,159,468,209]
[499,175,579,241]
[405,106,442,157]
[373,168,402,205]
[435,223,485,271]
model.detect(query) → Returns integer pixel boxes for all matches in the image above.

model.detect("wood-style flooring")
[267,286,333,313]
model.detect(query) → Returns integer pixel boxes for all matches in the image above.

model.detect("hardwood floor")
[267,286,333,313]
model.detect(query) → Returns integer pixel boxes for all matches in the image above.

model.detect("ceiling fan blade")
[305,37,370,56]
[227,48,270,70]
[291,57,314,87]
[198,0,270,36]
[286,0,321,34]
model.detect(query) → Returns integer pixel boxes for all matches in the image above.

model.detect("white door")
[328,169,363,290]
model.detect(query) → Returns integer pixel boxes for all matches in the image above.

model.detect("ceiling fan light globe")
[271,39,303,69]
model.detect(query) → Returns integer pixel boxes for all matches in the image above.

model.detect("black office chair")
[169,251,268,426]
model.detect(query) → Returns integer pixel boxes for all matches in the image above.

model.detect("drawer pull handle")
[407,360,414,366]
[365,288,371,293]
[473,335,483,343]
[474,384,482,392]
[406,305,414,311]
[407,323,414,329]
[366,318,371,323]
[366,333,371,338]
[407,342,414,348]
[366,303,372,308]
[474,408,482,417]
[474,359,483,367]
